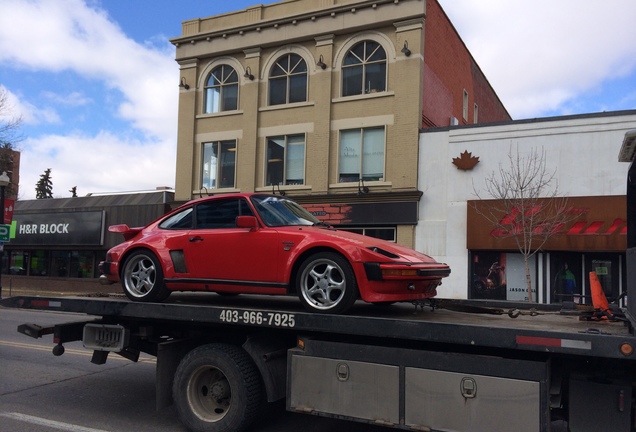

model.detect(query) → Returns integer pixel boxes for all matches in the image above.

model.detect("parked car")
[99,193,450,314]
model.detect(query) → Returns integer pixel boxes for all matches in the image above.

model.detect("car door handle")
[189,236,204,242]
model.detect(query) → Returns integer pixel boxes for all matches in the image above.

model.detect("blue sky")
[0,0,635,200]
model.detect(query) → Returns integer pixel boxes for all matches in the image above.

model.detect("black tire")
[296,252,358,314]
[121,250,170,302]
[173,344,263,432]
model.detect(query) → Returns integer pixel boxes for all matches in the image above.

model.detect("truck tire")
[296,252,358,314]
[173,344,263,432]
[121,250,170,302]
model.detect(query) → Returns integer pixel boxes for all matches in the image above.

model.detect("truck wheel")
[173,344,262,432]
[296,252,358,314]
[121,250,170,302]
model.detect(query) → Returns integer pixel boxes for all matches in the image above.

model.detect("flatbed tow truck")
[6,135,636,432]
[1,288,635,432]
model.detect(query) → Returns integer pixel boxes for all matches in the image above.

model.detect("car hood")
[277,226,439,264]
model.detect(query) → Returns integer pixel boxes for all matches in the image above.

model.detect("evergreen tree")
[35,168,53,199]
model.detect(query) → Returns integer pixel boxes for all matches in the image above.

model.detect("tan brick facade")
[171,0,510,248]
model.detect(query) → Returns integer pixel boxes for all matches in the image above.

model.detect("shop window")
[268,53,307,106]
[202,140,236,190]
[266,134,305,186]
[550,253,582,304]
[470,252,537,301]
[338,127,385,183]
[30,250,49,277]
[585,253,622,303]
[72,251,95,278]
[8,251,27,275]
[204,65,239,113]
[339,227,396,242]
[342,40,387,96]
[52,251,70,277]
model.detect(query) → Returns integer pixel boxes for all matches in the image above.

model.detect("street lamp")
[0,171,10,299]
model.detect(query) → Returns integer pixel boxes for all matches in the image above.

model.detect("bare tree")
[0,87,23,198]
[0,87,23,146]
[473,145,578,302]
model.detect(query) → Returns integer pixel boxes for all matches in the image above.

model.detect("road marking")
[0,340,156,363]
[1,412,111,432]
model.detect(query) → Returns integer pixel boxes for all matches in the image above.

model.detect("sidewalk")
[0,275,120,298]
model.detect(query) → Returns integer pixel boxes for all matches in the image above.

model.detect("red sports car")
[99,193,450,314]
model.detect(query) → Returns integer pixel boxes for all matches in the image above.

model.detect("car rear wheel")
[296,252,358,314]
[121,250,170,302]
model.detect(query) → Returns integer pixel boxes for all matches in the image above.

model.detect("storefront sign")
[11,211,105,246]
[467,196,626,252]
[303,201,418,225]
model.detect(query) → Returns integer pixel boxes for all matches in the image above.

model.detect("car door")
[184,197,282,291]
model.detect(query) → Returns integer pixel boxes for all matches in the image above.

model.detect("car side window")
[195,198,254,229]
[159,207,193,229]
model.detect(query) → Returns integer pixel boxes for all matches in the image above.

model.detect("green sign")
[0,224,10,242]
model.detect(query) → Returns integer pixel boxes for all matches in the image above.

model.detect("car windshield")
[251,195,321,227]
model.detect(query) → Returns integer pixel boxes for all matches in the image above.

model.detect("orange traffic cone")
[589,271,613,321]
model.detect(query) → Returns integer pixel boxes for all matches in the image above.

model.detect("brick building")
[170,0,510,247]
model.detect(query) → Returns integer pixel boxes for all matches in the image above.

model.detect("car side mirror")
[236,215,259,230]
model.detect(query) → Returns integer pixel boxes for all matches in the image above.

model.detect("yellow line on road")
[0,340,156,363]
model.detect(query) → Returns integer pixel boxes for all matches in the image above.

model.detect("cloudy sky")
[0,0,635,200]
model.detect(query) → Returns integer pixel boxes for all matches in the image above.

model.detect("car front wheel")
[121,250,170,302]
[296,252,358,314]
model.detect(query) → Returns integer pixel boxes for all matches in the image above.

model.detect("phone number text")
[219,309,296,328]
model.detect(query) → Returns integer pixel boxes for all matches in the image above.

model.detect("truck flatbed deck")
[3,293,632,360]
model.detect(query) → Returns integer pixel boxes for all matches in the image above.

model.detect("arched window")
[342,40,387,97]
[204,65,238,113]
[268,53,307,106]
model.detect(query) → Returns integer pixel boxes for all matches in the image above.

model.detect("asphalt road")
[0,307,391,432]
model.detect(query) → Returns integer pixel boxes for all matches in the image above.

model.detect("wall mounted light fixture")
[271,183,286,196]
[401,41,411,57]
[244,66,254,80]
[357,178,370,196]
[178,77,190,90]
[316,54,327,70]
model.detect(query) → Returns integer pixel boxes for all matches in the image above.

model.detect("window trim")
[334,32,395,99]
[200,140,238,191]
[264,134,307,187]
[267,53,308,106]
[462,89,469,121]
[337,126,386,184]
[197,57,245,116]
[203,64,239,114]
[341,40,388,97]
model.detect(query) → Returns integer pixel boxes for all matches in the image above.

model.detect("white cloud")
[438,0,636,118]
[0,86,60,126]
[42,91,92,107]
[21,132,175,199]
[0,0,178,198]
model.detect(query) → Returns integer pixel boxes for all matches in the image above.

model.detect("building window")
[338,127,385,183]
[339,227,396,242]
[266,134,305,186]
[342,40,387,96]
[268,54,307,105]
[204,65,239,113]
[474,103,479,124]
[462,89,469,121]
[202,141,236,189]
